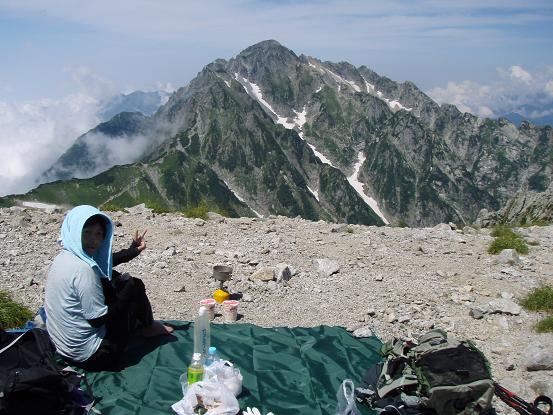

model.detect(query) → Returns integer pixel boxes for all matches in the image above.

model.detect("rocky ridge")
[1,205,552,413]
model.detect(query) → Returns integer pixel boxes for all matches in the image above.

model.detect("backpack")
[0,328,93,415]
[357,329,495,415]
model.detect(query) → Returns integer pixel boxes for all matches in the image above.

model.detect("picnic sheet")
[83,322,382,415]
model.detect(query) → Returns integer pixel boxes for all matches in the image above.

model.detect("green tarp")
[84,322,382,415]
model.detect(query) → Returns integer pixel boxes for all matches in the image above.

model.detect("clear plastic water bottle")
[187,352,204,384]
[205,346,219,367]
[194,306,210,359]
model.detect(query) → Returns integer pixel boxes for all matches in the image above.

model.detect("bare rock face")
[313,258,340,277]
[524,343,553,371]
[478,183,553,227]
[1,206,553,414]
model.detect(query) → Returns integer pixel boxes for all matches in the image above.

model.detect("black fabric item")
[66,338,122,373]
[417,344,490,389]
[79,275,154,372]
[0,328,82,415]
[112,242,140,267]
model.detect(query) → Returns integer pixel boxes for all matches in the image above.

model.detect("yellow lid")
[213,289,230,303]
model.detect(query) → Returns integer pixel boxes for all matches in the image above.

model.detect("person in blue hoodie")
[44,205,173,371]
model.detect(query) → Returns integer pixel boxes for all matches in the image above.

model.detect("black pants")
[72,274,154,372]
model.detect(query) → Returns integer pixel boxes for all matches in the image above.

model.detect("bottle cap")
[208,346,217,354]
[192,352,202,360]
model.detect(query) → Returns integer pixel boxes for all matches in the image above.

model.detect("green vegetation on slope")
[0,290,34,330]
[520,285,553,333]
[488,226,529,254]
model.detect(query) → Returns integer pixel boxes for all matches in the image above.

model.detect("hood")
[60,205,113,279]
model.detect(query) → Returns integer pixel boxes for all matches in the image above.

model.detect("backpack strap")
[376,354,419,398]
[0,332,26,355]
[378,374,419,398]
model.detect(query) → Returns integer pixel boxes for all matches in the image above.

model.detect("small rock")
[162,247,176,257]
[330,224,348,233]
[494,249,520,265]
[352,326,374,338]
[469,307,486,319]
[463,226,478,235]
[375,275,384,281]
[487,298,521,315]
[433,223,451,232]
[267,280,278,291]
[249,267,275,282]
[524,343,553,371]
[206,212,225,223]
[313,258,340,277]
[275,263,292,283]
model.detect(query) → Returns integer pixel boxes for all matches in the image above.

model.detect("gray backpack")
[358,329,494,415]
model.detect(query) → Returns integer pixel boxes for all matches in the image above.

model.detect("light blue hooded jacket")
[60,204,114,279]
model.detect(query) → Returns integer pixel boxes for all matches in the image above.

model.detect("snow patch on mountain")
[361,77,412,113]
[234,74,335,167]
[224,180,263,218]
[307,185,319,202]
[347,151,388,224]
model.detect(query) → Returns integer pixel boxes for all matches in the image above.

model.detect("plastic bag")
[335,379,361,415]
[172,379,240,415]
[203,360,243,397]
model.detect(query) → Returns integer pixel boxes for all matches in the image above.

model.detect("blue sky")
[1,0,553,195]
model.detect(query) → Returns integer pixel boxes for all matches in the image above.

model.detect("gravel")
[1,206,552,413]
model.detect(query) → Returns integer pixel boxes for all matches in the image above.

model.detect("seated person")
[44,205,173,371]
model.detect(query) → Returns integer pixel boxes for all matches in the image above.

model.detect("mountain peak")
[237,39,297,61]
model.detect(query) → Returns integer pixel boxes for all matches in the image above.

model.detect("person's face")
[82,223,105,256]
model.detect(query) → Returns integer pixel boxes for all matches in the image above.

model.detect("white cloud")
[71,133,153,180]
[545,80,553,97]
[508,65,533,83]
[0,68,122,197]
[428,65,553,119]
[0,93,101,196]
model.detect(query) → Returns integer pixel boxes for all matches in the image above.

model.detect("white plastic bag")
[203,360,243,397]
[172,379,240,415]
[335,379,361,415]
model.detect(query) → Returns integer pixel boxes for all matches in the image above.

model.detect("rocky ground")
[1,204,552,414]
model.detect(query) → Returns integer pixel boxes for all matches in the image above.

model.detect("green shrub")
[521,286,553,312]
[101,202,122,212]
[0,291,34,330]
[183,200,227,220]
[521,286,553,333]
[488,238,529,254]
[395,219,409,228]
[488,226,529,254]
[145,201,171,214]
[490,225,515,238]
[535,316,553,333]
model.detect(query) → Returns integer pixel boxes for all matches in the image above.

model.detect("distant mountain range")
[500,104,553,128]
[98,90,170,122]
[2,40,552,227]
